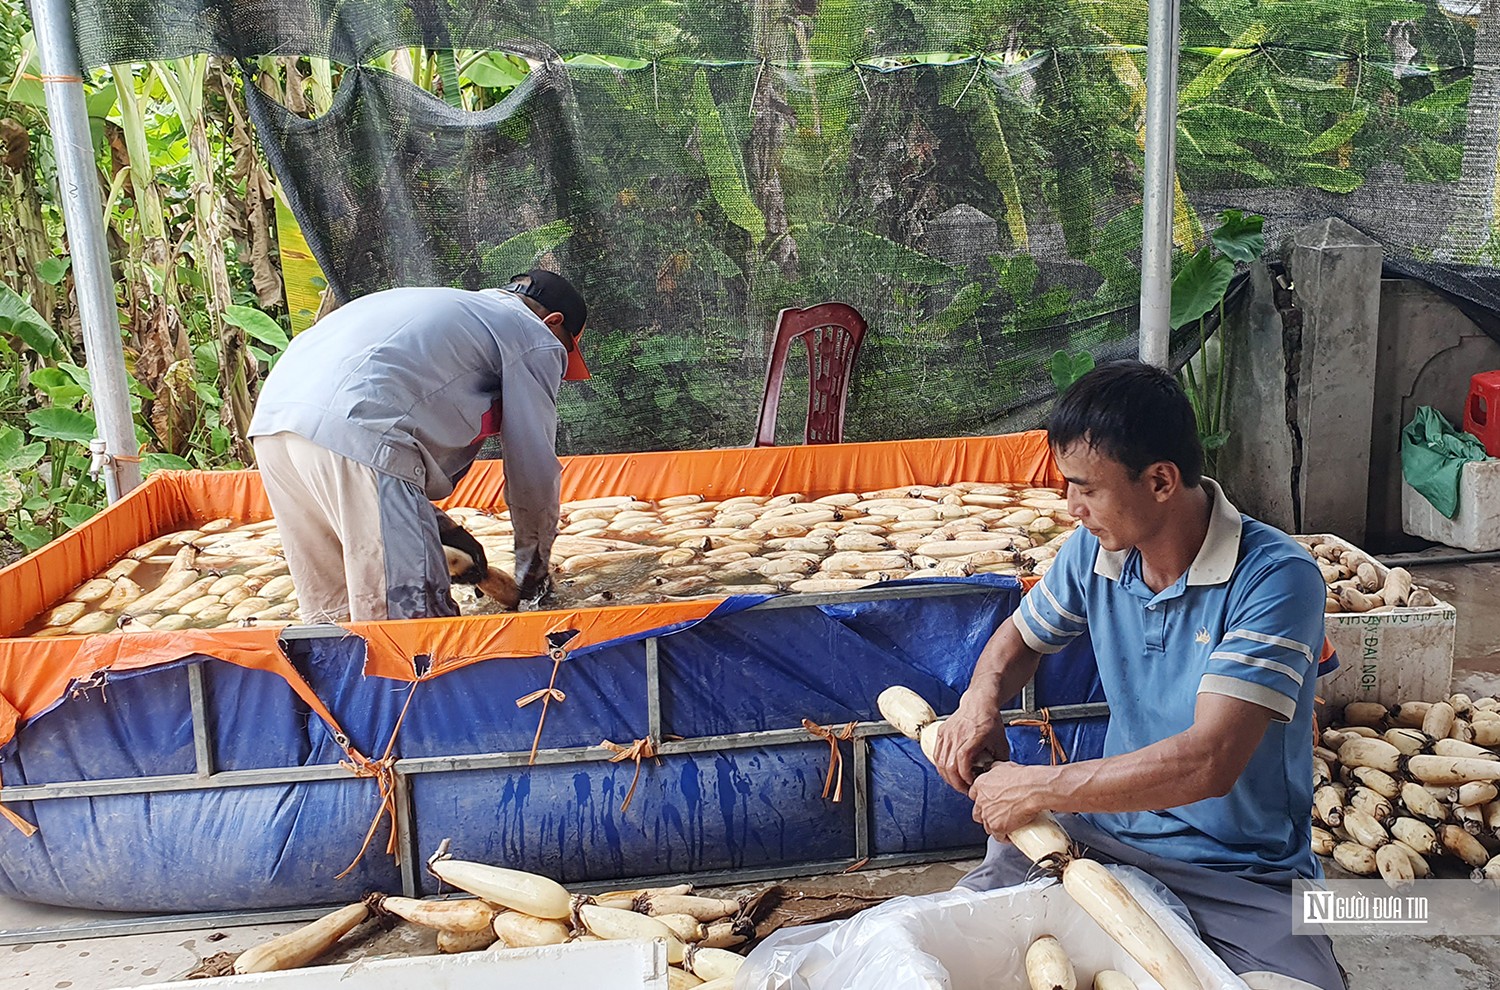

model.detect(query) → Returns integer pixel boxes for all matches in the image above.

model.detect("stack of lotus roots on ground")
[1293,535,1439,613]
[232,846,1156,990]
[25,482,1077,636]
[1316,696,1500,886]
[233,846,758,986]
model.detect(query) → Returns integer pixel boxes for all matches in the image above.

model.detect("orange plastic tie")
[516,651,568,765]
[1011,708,1067,766]
[336,679,420,879]
[600,736,658,814]
[802,719,857,802]
[26,73,85,83]
[0,783,38,837]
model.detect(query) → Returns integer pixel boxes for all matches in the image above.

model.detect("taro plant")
[1169,209,1265,475]
[1047,350,1096,395]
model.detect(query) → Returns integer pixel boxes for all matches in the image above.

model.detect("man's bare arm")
[968,692,1277,841]
[931,617,1043,792]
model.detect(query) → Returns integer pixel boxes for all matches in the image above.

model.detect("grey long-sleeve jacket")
[248,287,564,589]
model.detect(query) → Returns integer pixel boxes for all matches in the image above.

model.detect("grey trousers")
[958,814,1346,990]
[254,432,459,622]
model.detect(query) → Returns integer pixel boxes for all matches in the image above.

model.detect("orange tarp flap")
[351,600,726,681]
[0,431,1061,749]
[0,626,347,750]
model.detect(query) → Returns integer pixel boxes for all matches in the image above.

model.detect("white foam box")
[738,868,1248,990]
[1401,459,1500,551]
[120,939,670,990]
[1306,533,1456,709]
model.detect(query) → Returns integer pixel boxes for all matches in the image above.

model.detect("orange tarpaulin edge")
[445,431,1064,509]
[348,600,728,681]
[0,431,1062,753]
[0,626,354,752]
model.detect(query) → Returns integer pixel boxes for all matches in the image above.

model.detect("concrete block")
[1289,218,1384,545]
[1402,461,1500,551]
[1219,261,1297,531]
[921,204,998,269]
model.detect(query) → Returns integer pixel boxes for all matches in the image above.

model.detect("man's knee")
[1240,968,1343,990]
[956,838,1036,892]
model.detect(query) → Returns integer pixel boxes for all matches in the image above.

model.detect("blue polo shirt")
[1013,480,1323,880]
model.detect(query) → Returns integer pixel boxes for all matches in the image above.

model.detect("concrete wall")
[1220,262,1298,531]
[1219,218,1500,551]
[1368,281,1500,548]
[1220,219,1383,544]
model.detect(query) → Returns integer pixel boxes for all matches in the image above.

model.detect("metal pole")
[29,0,142,499]
[1138,0,1182,368]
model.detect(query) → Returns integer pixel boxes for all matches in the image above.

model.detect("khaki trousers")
[254,432,457,622]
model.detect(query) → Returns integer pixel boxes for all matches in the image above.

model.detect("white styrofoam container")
[119,939,669,990]
[737,868,1248,990]
[1401,460,1500,551]
[1306,533,1456,708]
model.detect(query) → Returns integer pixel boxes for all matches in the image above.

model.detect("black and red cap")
[506,269,590,380]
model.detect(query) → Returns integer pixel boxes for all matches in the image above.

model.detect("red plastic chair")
[754,303,868,447]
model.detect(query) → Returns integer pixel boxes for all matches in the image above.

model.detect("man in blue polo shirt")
[932,361,1343,989]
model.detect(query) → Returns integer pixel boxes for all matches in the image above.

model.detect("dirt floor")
[2,556,1498,990]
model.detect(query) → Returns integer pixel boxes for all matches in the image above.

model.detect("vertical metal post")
[394,772,419,897]
[1138,0,1182,368]
[852,737,870,862]
[644,638,662,742]
[30,0,142,499]
[186,663,214,777]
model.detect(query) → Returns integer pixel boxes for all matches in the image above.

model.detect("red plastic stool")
[1464,370,1500,457]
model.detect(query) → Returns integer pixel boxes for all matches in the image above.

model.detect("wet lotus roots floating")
[26,481,1077,636]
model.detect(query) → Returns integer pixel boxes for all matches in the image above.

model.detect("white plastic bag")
[738,865,1249,990]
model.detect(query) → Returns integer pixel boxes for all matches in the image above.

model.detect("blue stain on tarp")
[0,576,1105,911]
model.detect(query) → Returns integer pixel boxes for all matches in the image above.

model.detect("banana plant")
[154,55,255,459]
[1170,209,1265,474]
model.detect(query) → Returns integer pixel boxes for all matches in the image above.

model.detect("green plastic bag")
[1401,406,1489,518]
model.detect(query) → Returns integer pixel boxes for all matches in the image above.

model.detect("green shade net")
[71,0,1497,454]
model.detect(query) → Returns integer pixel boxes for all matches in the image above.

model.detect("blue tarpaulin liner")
[0,577,1105,912]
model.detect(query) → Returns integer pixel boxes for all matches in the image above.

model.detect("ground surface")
[3,557,1498,989]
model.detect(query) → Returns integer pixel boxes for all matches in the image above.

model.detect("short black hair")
[1047,359,1204,487]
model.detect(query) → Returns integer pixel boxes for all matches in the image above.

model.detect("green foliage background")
[0,0,1491,550]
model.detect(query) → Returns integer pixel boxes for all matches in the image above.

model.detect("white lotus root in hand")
[876,685,1202,990]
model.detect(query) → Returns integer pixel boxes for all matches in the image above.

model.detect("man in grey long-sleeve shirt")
[247,269,588,622]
